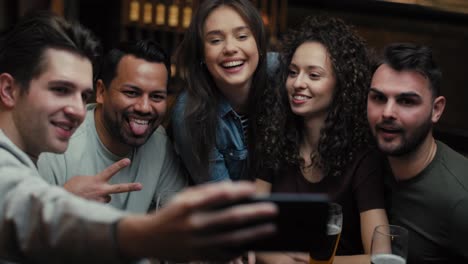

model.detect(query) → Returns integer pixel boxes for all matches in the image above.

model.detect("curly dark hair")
[258,15,373,179]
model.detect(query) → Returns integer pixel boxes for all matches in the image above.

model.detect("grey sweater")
[0,130,129,263]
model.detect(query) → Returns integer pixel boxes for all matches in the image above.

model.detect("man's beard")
[103,109,155,148]
[377,117,433,157]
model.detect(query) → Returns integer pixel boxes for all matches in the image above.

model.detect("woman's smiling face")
[203,5,259,102]
[286,41,336,119]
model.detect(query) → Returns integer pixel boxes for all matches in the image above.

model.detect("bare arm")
[331,208,389,264]
[255,178,272,194]
[63,158,142,203]
[330,209,388,264]
[254,179,292,263]
[256,252,371,264]
[254,184,388,264]
[360,208,388,253]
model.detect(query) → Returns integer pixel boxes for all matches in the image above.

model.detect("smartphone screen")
[213,193,330,252]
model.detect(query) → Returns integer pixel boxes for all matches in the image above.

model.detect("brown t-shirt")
[257,147,386,255]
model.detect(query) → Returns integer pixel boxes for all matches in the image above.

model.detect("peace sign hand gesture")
[63,158,142,203]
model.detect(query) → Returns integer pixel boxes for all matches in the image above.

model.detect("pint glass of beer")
[309,203,342,264]
[370,225,408,264]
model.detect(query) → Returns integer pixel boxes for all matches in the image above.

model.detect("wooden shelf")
[288,0,468,24]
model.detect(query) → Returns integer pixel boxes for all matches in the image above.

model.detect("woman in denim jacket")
[171,0,277,184]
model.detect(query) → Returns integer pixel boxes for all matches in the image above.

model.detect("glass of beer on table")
[370,225,408,264]
[309,203,342,264]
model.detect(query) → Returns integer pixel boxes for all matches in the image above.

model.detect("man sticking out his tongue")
[129,118,150,137]
[37,40,187,211]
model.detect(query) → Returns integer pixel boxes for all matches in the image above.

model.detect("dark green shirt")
[385,141,468,264]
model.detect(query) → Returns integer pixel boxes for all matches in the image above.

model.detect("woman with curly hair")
[171,0,272,184]
[255,16,388,263]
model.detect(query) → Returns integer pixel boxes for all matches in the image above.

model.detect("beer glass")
[370,225,408,264]
[309,203,342,264]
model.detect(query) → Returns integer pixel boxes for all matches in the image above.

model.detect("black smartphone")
[218,193,330,252]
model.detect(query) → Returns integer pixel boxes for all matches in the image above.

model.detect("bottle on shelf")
[129,0,140,22]
[143,0,153,24]
[168,0,180,28]
[182,0,193,29]
[260,0,269,26]
[154,0,166,27]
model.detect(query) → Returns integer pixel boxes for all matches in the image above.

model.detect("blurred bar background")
[1,0,467,153]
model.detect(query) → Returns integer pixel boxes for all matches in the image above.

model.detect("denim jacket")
[171,92,248,184]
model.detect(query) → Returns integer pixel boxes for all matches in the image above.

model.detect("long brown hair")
[175,0,267,181]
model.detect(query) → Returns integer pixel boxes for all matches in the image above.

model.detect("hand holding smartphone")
[213,193,330,252]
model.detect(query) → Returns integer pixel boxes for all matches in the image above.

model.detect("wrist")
[116,215,149,259]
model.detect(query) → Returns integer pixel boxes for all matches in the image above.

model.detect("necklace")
[301,163,325,183]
